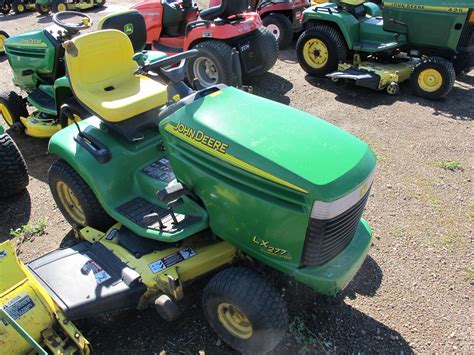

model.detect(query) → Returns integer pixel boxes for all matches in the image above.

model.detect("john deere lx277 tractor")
[297,0,474,99]
[2,12,376,353]
[0,0,36,15]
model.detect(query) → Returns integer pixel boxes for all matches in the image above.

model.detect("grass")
[440,231,463,246]
[435,160,462,171]
[10,217,47,243]
[289,316,328,354]
[465,266,474,282]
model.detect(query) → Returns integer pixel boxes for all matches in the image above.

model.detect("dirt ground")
[1,3,473,354]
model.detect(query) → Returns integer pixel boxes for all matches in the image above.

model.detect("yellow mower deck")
[0,240,91,354]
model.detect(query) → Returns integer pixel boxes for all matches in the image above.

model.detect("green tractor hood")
[160,87,376,203]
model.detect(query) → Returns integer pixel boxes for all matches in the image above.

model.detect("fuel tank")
[5,29,62,90]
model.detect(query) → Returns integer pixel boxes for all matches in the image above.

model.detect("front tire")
[296,25,347,77]
[0,30,9,55]
[35,3,50,15]
[94,0,106,8]
[12,0,26,14]
[187,40,238,87]
[0,90,28,129]
[0,132,29,198]
[262,13,293,49]
[49,159,114,231]
[202,267,288,354]
[52,0,67,13]
[410,56,456,100]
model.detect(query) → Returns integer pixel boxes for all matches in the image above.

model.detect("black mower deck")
[27,242,147,320]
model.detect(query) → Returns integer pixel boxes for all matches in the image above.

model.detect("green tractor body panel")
[302,3,406,51]
[0,125,4,135]
[4,29,59,90]
[383,0,472,52]
[35,0,49,5]
[49,86,376,295]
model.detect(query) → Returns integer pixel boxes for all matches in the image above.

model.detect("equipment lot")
[0,2,472,353]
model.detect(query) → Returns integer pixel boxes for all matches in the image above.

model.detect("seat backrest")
[200,0,249,21]
[65,30,137,108]
[97,10,147,53]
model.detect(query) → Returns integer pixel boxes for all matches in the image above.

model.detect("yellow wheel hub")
[303,38,329,69]
[17,4,24,11]
[57,3,66,11]
[418,68,443,93]
[0,103,14,126]
[56,181,86,225]
[0,34,6,54]
[217,303,253,340]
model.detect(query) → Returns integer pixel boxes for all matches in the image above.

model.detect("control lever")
[156,183,190,203]
[167,198,184,225]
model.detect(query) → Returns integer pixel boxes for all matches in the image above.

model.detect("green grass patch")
[435,160,462,171]
[465,266,474,282]
[10,217,47,243]
[440,231,463,246]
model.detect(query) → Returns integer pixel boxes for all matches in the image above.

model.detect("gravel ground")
[1,3,473,354]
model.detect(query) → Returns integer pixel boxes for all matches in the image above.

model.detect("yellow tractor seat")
[65,29,168,124]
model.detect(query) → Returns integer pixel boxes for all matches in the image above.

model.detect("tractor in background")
[297,0,474,99]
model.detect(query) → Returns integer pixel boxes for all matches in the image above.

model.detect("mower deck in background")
[297,0,474,99]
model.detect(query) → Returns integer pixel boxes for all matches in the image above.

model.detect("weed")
[435,160,462,171]
[465,266,474,282]
[10,217,47,243]
[440,231,462,246]
[289,316,328,354]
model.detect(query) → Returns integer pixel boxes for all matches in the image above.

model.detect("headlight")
[310,168,376,220]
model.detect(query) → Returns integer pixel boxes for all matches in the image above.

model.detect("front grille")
[302,189,370,266]
[458,21,474,50]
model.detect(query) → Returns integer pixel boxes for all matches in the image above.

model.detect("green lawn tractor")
[0,30,8,54]
[34,0,105,15]
[1,11,167,138]
[5,23,378,354]
[0,124,29,197]
[1,0,36,15]
[297,0,474,99]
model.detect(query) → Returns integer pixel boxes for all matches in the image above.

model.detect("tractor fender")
[302,8,359,49]
[363,2,382,17]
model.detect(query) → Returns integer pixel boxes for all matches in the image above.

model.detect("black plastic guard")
[27,242,146,320]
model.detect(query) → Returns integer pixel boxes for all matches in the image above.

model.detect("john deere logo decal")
[124,23,134,35]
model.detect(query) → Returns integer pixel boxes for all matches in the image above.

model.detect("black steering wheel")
[52,11,93,33]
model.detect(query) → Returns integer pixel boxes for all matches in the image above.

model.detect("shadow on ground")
[74,255,410,354]
[248,72,294,105]
[304,73,474,121]
[0,189,31,240]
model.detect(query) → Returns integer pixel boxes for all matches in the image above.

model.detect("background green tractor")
[297,0,474,99]
[0,125,29,198]
[1,0,36,15]
[34,0,105,15]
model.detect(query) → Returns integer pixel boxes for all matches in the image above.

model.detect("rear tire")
[35,3,50,15]
[49,159,114,231]
[411,56,456,100]
[187,40,238,87]
[245,26,278,78]
[262,13,293,49]
[296,25,347,77]
[0,132,29,198]
[0,90,28,129]
[12,0,26,14]
[202,267,288,354]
